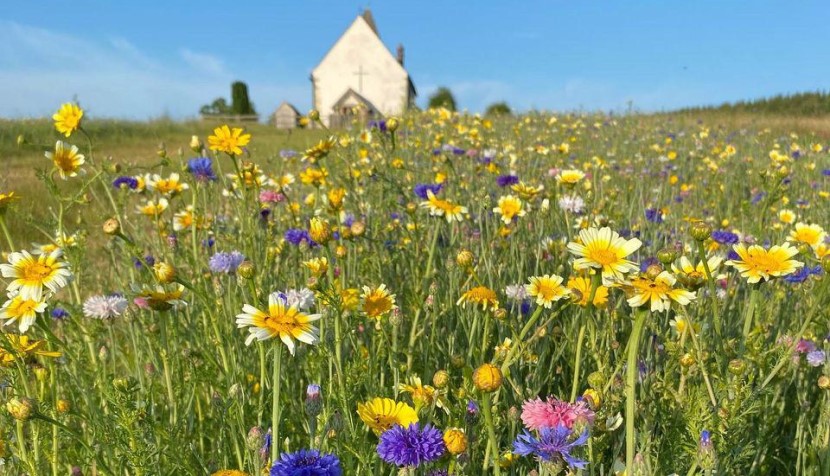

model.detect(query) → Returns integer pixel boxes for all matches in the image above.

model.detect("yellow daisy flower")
[52,103,83,137]
[361,284,396,320]
[0,191,18,213]
[398,377,448,412]
[527,274,571,308]
[567,276,609,307]
[147,173,189,196]
[787,223,826,249]
[420,190,467,222]
[299,167,329,187]
[356,397,418,435]
[493,195,526,225]
[671,256,725,288]
[235,292,321,353]
[567,227,642,284]
[137,283,186,312]
[0,293,48,333]
[303,257,329,277]
[45,141,85,179]
[623,271,696,312]
[0,249,72,299]
[208,125,251,156]
[778,209,796,224]
[0,334,61,367]
[510,182,544,200]
[137,198,169,217]
[457,286,499,310]
[725,243,803,283]
[173,206,195,231]
[555,169,585,185]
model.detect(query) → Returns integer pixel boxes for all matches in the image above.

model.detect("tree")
[231,81,257,115]
[199,98,232,116]
[485,101,512,116]
[428,87,457,111]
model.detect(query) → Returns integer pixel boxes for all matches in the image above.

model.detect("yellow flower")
[302,137,336,162]
[208,125,251,156]
[137,198,169,217]
[420,190,467,222]
[361,284,396,320]
[303,257,329,277]
[493,195,526,224]
[137,283,185,311]
[443,428,468,455]
[788,223,826,249]
[52,103,83,137]
[327,188,347,211]
[457,286,499,311]
[510,182,544,200]
[148,173,189,196]
[235,292,321,354]
[0,293,48,333]
[45,141,85,179]
[527,275,570,308]
[357,397,418,435]
[299,167,329,187]
[0,191,18,213]
[671,255,724,288]
[0,249,72,299]
[338,285,360,311]
[173,206,195,231]
[623,271,696,312]
[779,209,796,224]
[309,218,331,245]
[556,169,585,185]
[0,334,61,367]
[567,276,609,307]
[567,227,642,284]
[472,363,502,392]
[398,377,447,412]
[211,471,249,476]
[725,243,803,283]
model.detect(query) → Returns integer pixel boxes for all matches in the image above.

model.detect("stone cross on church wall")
[353,65,369,93]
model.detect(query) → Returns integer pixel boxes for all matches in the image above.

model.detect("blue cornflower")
[513,424,589,469]
[284,229,317,247]
[208,251,245,274]
[785,265,824,284]
[645,208,663,223]
[807,350,827,367]
[133,255,155,268]
[496,174,519,187]
[727,250,740,261]
[822,169,830,177]
[112,176,138,190]
[711,230,739,245]
[270,449,341,476]
[368,120,387,132]
[751,191,766,205]
[376,424,445,467]
[187,157,217,182]
[414,183,443,200]
[51,307,69,320]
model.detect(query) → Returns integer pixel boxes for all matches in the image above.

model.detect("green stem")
[742,286,760,344]
[500,305,546,377]
[0,215,15,251]
[697,243,721,336]
[481,392,502,476]
[626,311,648,471]
[271,345,283,463]
[571,323,586,402]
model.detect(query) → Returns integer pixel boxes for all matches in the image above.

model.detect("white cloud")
[0,21,307,119]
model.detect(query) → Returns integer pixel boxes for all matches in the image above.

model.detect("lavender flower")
[513,424,589,469]
[711,230,739,245]
[270,449,342,476]
[51,307,69,320]
[208,251,245,274]
[376,423,445,467]
[807,350,827,367]
[83,295,129,319]
[645,208,664,223]
[496,174,519,187]
[112,176,138,190]
[284,229,317,247]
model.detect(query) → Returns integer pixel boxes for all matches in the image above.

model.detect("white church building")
[310,9,416,127]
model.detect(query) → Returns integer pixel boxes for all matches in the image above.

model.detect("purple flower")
[414,183,443,200]
[639,257,660,273]
[368,120,387,132]
[280,149,298,159]
[711,230,739,245]
[513,424,589,469]
[377,423,445,467]
[645,208,663,223]
[284,229,317,247]
[187,157,217,182]
[208,251,245,274]
[270,449,342,476]
[113,176,138,190]
[51,307,69,320]
[796,339,817,354]
[807,350,827,367]
[496,175,519,188]
[822,169,830,177]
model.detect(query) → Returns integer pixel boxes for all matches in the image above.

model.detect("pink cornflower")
[259,189,285,204]
[521,397,595,431]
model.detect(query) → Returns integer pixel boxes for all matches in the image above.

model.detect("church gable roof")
[311,10,408,79]
[331,88,379,113]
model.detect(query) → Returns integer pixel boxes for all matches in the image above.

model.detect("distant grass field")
[1,119,329,241]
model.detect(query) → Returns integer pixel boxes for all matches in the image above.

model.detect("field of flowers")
[1,103,829,475]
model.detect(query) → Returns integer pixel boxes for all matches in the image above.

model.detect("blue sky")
[2,1,829,119]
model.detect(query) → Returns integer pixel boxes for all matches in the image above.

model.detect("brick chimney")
[396,44,405,66]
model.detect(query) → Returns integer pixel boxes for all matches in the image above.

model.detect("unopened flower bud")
[657,247,677,265]
[33,365,48,382]
[305,383,323,417]
[56,399,71,414]
[465,400,480,425]
[6,397,34,421]
[456,249,474,268]
[309,217,331,245]
[16,134,27,147]
[697,430,716,470]
[350,221,366,237]
[389,308,403,326]
[237,260,255,279]
[819,375,830,390]
[587,371,604,390]
[728,359,746,376]
[493,308,507,320]
[645,264,663,280]
[387,117,400,132]
[451,354,465,369]
[103,218,121,236]
[583,389,601,409]
[690,221,712,241]
[472,363,502,392]
[680,353,695,367]
[335,245,347,258]
[432,370,450,389]
[153,262,176,284]
[190,135,202,153]
[308,110,320,122]
[246,426,264,451]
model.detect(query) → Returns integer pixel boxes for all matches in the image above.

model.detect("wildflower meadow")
[1,104,830,475]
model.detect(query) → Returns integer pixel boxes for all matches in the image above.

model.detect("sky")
[2,1,829,120]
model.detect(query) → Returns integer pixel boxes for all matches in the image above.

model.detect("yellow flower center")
[22,262,53,284]
[589,249,618,265]
[364,293,393,318]
[53,150,77,172]
[263,307,306,334]
[10,298,38,316]
[745,251,787,274]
